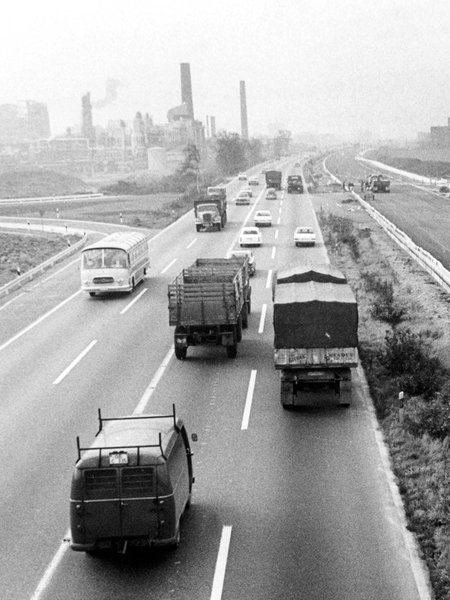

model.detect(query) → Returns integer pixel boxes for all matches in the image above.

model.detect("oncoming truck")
[194,186,227,231]
[168,257,251,359]
[365,174,390,193]
[273,263,358,408]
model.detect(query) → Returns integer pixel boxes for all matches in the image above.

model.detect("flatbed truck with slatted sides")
[273,263,359,408]
[168,257,252,359]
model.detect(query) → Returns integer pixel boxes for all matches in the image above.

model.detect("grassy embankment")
[317,200,450,600]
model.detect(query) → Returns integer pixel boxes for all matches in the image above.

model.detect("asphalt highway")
[0,161,429,600]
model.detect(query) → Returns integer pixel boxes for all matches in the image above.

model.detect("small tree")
[215,132,247,176]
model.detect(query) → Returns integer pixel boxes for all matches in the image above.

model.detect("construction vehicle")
[272,263,358,408]
[287,175,304,194]
[194,188,227,231]
[169,257,252,359]
[365,174,390,193]
[265,170,282,191]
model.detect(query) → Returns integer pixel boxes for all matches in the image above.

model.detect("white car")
[265,187,277,200]
[235,191,252,205]
[294,226,316,247]
[238,172,247,181]
[242,186,253,197]
[254,210,272,227]
[248,176,259,186]
[239,227,262,247]
[227,249,256,276]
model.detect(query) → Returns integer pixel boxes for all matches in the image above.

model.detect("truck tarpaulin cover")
[273,281,358,349]
[274,263,347,285]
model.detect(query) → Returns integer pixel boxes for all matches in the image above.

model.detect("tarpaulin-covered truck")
[265,170,282,190]
[194,187,227,232]
[168,257,251,359]
[366,174,390,193]
[287,175,304,194]
[273,263,358,408]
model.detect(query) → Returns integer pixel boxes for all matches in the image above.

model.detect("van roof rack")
[75,404,178,465]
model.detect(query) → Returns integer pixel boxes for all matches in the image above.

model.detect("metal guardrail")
[0,224,87,299]
[0,193,104,205]
[322,157,450,294]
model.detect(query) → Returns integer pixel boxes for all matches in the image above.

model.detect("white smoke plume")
[92,78,122,109]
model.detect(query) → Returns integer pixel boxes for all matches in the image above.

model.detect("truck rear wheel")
[175,347,187,360]
[242,304,248,329]
[226,344,237,358]
[236,319,242,342]
[196,225,201,232]
[247,296,251,314]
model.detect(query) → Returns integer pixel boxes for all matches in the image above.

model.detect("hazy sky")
[1,0,449,140]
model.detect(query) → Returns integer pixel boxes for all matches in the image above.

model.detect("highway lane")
[0,165,428,600]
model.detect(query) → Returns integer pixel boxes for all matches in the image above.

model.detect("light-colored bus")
[81,231,150,296]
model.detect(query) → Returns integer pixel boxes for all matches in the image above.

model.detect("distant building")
[81,93,95,144]
[430,118,450,147]
[0,100,50,144]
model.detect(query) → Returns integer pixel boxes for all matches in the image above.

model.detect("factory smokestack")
[240,81,248,140]
[210,116,216,137]
[180,63,194,119]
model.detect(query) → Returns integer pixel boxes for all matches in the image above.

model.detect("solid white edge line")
[186,237,197,249]
[29,528,71,600]
[266,269,273,289]
[210,525,233,600]
[120,287,147,315]
[53,340,97,385]
[0,289,81,353]
[161,258,177,274]
[134,346,175,415]
[258,304,267,334]
[241,369,257,430]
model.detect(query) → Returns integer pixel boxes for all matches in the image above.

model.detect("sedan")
[227,249,256,276]
[235,191,252,205]
[254,210,272,227]
[238,172,247,180]
[248,176,259,186]
[265,187,277,200]
[239,227,262,247]
[242,186,253,197]
[294,226,316,247]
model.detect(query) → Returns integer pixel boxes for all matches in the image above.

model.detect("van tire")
[175,347,187,360]
[236,318,242,342]
[226,344,237,358]
[89,292,96,297]
[242,304,248,329]
[169,525,181,549]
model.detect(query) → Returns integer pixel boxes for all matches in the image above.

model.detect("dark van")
[70,406,195,553]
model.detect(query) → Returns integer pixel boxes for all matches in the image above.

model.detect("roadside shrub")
[377,328,445,398]
[405,392,450,440]
[361,273,407,325]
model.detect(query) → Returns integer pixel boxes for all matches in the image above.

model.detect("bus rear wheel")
[89,292,96,297]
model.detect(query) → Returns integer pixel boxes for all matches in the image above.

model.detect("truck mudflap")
[280,368,352,408]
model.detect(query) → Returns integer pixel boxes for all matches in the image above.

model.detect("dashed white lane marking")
[186,238,197,249]
[274,229,279,239]
[266,269,273,289]
[120,287,147,315]
[53,340,97,385]
[134,346,174,415]
[271,246,276,260]
[0,289,81,354]
[277,216,281,225]
[161,258,178,274]
[210,525,233,600]
[241,370,257,430]
[258,304,267,334]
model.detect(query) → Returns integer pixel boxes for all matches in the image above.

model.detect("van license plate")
[109,451,128,465]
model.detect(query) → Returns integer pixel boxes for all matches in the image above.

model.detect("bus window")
[104,249,128,268]
[83,249,103,269]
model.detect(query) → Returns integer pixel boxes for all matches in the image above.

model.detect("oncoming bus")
[81,231,150,297]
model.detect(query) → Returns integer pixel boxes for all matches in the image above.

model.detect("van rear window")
[121,467,155,497]
[85,469,118,499]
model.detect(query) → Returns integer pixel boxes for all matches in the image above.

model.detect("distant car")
[242,186,253,197]
[238,172,247,180]
[294,226,316,247]
[248,176,259,186]
[254,210,272,227]
[228,249,256,276]
[265,187,277,200]
[438,185,450,194]
[235,191,252,205]
[294,162,301,167]
[239,227,262,247]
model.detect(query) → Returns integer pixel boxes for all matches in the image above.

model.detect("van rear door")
[83,468,122,540]
[119,466,160,539]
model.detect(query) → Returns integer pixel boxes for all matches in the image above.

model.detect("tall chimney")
[180,63,194,119]
[240,81,248,140]
[210,116,216,137]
